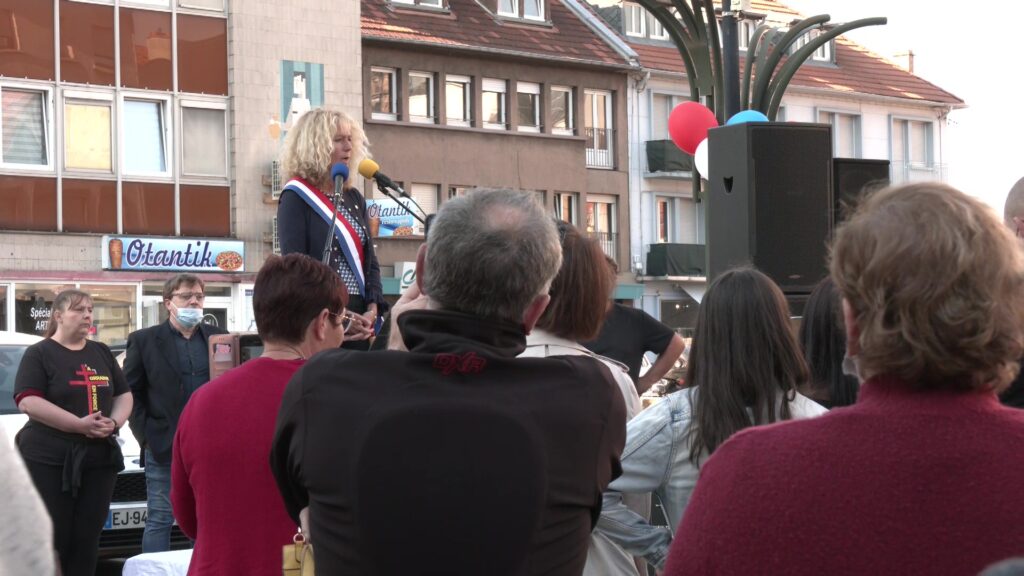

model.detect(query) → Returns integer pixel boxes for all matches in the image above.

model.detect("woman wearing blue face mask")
[123,274,228,553]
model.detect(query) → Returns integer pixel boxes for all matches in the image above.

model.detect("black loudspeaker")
[832,158,890,225]
[707,122,833,293]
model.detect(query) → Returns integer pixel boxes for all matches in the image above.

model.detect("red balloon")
[668,101,719,155]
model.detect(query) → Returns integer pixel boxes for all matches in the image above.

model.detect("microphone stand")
[322,183,344,265]
[374,179,426,224]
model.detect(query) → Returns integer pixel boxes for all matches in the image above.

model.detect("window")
[523,0,543,21]
[393,0,443,6]
[584,89,613,168]
[794,28,832,62]
[370,67,397,120]
[498,0,517,17]
[448,185,469,200]
[122,97,169,175]
[410,183,439,234]
[408,71,434,123]
[651,92,684,141]
[1,86,51,168]
[516,82,540,133]
[624,3,645,36]
[551,86,574,135]
[587,195,617,260]
[649,14,669,40]
[64,93,113,172]
[738,19,756,50]
[818,110,860,158]
[554,192,577,224]
[181,102,226,177]
[482,78,507,130]
[445,75,471,127]
[892,118,932,167]
[656,197,673,243]
[178,0,225,11]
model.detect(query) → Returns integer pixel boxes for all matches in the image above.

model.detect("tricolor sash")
[284,178,366,298]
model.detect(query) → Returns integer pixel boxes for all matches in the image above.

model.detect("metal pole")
[721,0,741,118]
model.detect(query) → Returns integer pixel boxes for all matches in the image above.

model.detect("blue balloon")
[726,110,770,125]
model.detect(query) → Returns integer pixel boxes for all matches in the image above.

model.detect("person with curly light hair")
[663,182,1024,576]
[277,108,386,350]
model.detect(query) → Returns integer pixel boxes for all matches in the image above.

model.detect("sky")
[785,0,1024,213]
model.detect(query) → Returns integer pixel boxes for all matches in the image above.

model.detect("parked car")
[0,331,189,557]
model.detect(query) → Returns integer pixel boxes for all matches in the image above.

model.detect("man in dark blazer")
[126,273,227,553]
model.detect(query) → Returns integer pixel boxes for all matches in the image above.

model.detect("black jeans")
[24,459,117,576]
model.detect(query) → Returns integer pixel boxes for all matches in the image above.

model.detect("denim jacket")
[595,387,827,569]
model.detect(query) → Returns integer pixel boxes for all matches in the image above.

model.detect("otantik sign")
[102,236,246,273]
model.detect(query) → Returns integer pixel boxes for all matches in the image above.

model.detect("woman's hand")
[79,412,115,438]
[345,312,374,342]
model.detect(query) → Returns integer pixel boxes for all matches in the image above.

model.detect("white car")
[0,331,188,557]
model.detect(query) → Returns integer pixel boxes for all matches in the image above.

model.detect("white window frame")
[554,192,578,224]
[890,116,934,168]
[649,91,685,141]
[482,78,507,130]
[408,71,435,124]
[178,98,228,180]
[62,89,115,175]
[624,3,646,37]
[586,194,617,233]
[177,0,225,12]
[584,89,614,169]
[738,19,756,51]
[816,108,861,159]
[445,74,472,127]
[516,82,541,133]
[119,92,172,179]
[498,0,518,18]
[522,0,544,21]
[0,82,55,173]
[551,86,574,136]
[370,67,398,121]
[649,14,669,40]
[655,196,677,243]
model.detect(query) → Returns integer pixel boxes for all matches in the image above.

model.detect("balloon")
[694,138,709,180]
[726,109,770,125]
[668,101,719,155]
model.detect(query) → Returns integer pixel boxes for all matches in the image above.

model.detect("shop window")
[123,98,169,175]
[0,0,55,80]
[180,184,229,236]
[64,95,113,172]
[62,178,117,233]
[0,175,56,231]
[123,181,174,235]
[0,285,6,331]
[79,284,136,350]
[370,67,397,120]
[59,0,115,86]
[1,86,51,168]
[15,284,75,337]
[181,104,226,177]
[119,7,173,91]
[177,14,227,95]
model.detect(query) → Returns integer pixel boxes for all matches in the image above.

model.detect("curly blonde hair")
[831,182,1024,392]
[279,108,370,188]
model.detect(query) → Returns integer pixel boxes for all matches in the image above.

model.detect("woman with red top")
[276,108,387,350]
[171,254,350,576]
[665,183,1024,576]
[14,289,133,576]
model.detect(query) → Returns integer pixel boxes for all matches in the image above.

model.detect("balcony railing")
[889,161,948,185]
[585,127,614,169]
[591,231,618,262]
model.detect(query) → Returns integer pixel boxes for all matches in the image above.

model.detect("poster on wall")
[101,235,245,273]
[365,198,423,237]
[268,60,325,140]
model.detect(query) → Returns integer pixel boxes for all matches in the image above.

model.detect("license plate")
[104,507,147,530]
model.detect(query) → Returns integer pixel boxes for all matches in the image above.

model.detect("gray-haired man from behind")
[271,189,626,575]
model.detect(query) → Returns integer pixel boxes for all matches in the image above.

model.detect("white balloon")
[694,138,710,179]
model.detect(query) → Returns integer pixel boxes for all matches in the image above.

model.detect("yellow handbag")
[282,528,314,576]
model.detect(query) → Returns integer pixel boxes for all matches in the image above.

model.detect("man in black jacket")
[271,189,626,575]
[126,274,226,552]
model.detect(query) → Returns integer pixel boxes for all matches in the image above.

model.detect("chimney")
[893,50,915,73]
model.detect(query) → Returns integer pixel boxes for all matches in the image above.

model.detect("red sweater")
[172,357,305,576]
[666,376,1024,576]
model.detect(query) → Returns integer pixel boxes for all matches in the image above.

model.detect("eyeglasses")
[171,292,205,302]
[328,310,355,333]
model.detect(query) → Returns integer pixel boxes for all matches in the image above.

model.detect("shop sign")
[365,198,422,237]
[395,261,417,294]
[101,235,245,273]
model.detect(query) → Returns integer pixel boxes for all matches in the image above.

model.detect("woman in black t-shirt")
[14,289,132,576]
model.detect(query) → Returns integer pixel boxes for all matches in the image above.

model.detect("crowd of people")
[5,107,1024,576]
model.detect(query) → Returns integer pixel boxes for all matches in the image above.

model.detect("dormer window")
[793,27,833,62]
[499,0,545,21]
[392,0,444,8]
[624,3,645,37]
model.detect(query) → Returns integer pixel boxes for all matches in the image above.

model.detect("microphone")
[322,163,349,265]
[331,163,349,196]
[358,159,405,197]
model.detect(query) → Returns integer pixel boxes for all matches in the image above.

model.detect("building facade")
[0,0,362,345]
